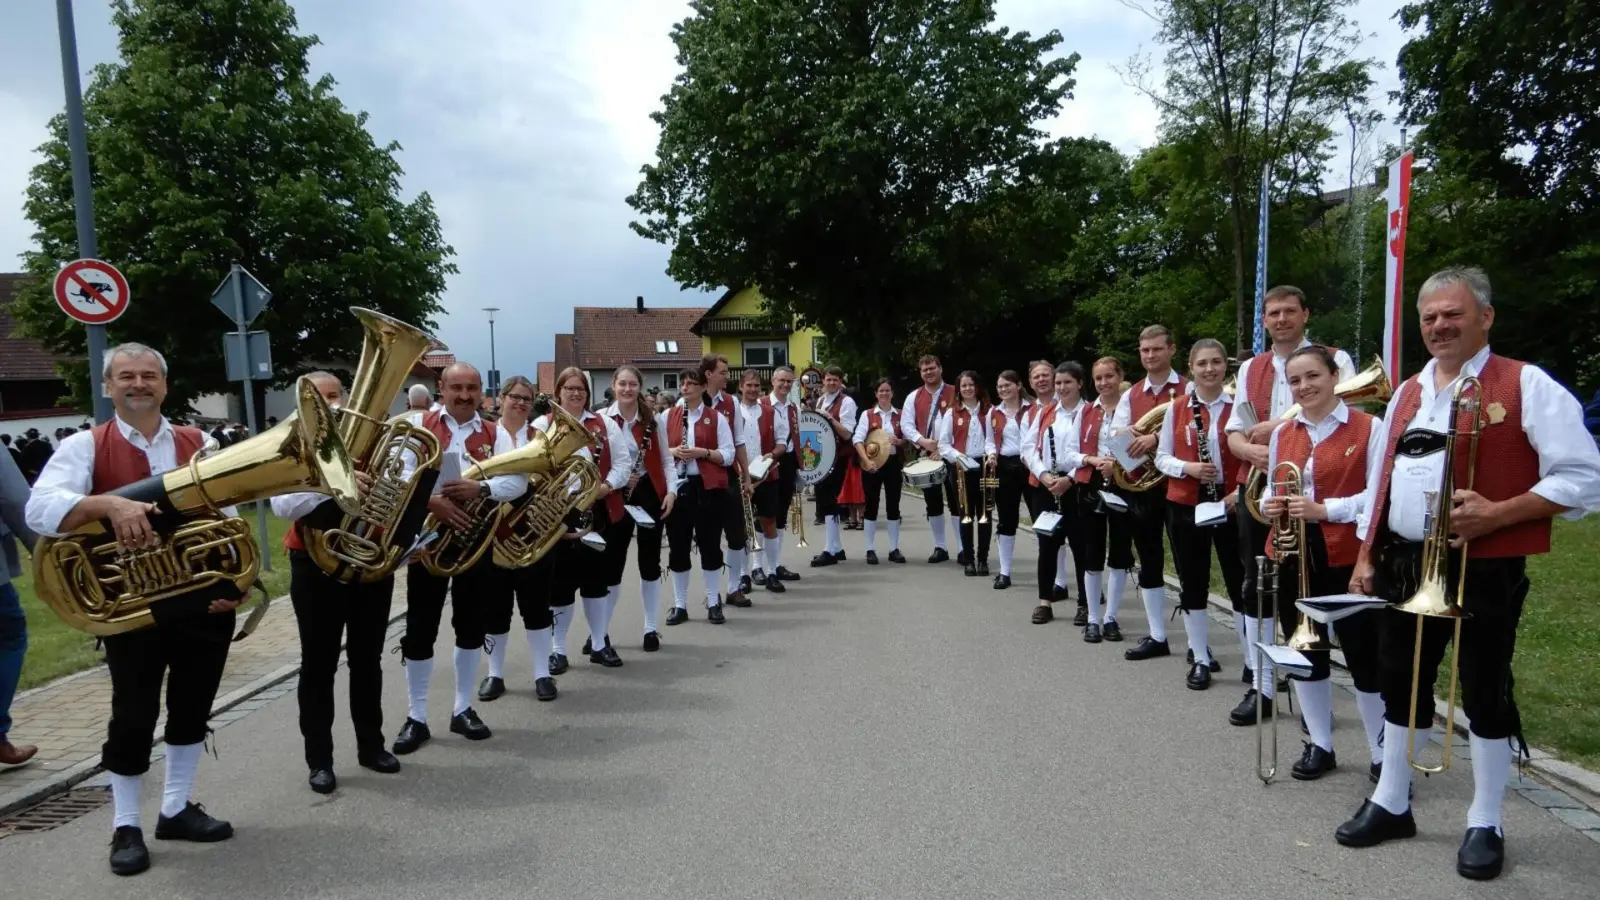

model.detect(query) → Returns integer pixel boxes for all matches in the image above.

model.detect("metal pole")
[56,0,112,424]
[483,307,499,400]
[232,265,271,571]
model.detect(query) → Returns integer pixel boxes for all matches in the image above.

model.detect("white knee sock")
[724,549,745,594]
[406,657,432,723]
[888,519,901,550]
[1243,615,1261,688]
[864,519,877,554]
[1294,678,1335,752]
[1372,721,1415,814]
[641,578,662,632]
[997,534,1015,576]
[1054,545,1068,589]
[1355,690,1387,766]
[704,569,720,607]
[768,539,784,571]
[582,595,607,653]
[452,647,479,716]
[110,773,142,829]
[827,516,843,554]
[486,631,510,679]
[526,628,552,679]
[745,545,758,577]
[1084,570,1104,625]
[1468,735,1513,835]
[552,605,574,655]
[930,514,947,550]
[1235,612,1249,669]
[1105,568,1128,621]
[161,741,202,818]
[605,584,621,622]
[671,569,690,607]
[1257,617,1275,698]
[1141,587,1167,642]
[1183,610,1210,665]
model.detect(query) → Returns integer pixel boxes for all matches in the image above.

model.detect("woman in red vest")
[1154,339,1246,691]
[984,370,1031,590]
[1021,362,1089,624]
[1255,346,1385,779]
[1071,358,1136,642]
[936,371,993,576]
[663,368,736,624]
[601,366,679,653]
[852,377,907,564]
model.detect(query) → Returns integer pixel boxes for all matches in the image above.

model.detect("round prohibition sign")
[53,258,131,325]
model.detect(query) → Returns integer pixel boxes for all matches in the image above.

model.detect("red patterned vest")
[90,420,206,495]
[613,411,666,498]
[1023,397,1052,486]
[580,412,624,520]
[1129,373,1188,421]
[864,406,903,441]
[912,384,956,440]
[1073,403,1109,484]
[1363,354,1549,558]
[667,404,728,490]
[756,397,800,483]
[950,403,989,456]
[421,410,498,463]
[1165,395,1240,506]
[1266,410,1374,566]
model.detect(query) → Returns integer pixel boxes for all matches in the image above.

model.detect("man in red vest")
[1336,267,1600,880]
[25,343,244,876]
[900,355,959,562]
[698,355,751,606]
[810,366,858,567]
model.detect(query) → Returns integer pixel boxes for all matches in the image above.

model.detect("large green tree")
[14,0,454,416]
[628,0,1108,373]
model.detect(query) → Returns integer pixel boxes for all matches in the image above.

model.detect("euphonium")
[490,403,605,569]
[35,378,362,636]
[1109,400,1174,492]
[1399,375,1482,775]
[303,308,444,583]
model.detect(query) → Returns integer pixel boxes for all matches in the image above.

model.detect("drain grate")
[0,787,112,838]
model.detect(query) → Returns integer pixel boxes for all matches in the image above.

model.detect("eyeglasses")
[559,386,586,395]
[504,393,535,405]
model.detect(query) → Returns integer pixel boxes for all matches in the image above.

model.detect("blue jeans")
[0,583,25,741]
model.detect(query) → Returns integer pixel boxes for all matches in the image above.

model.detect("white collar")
[115,415,174,444]
[1143,370,1180,393]
[442,411,484,432]
[1056,398,1082,417]
[1294,399,1350,428]
[923,382,945,396]
[874,403,896,414]
[1419,344,1492,390]
[769,392,792,407]
[1269,337,1317,362]
[602,402,644,422]
[961,401,980,412]
[1193,388,1230,406]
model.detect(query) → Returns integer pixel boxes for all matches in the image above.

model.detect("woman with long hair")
[985,370,1031,589]
[852,377,907,563]
[936,370,993,576]
[1069,358,1137,642]
[1022,362,1088,623]
[600,366,679,652]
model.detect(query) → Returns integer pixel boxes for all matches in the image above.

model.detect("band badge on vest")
[471,441,493,461]
[1486,402,1507,425]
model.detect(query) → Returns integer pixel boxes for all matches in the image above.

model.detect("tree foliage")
[14,0,454,415]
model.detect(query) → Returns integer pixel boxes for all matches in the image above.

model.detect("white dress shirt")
[936,403,988,463]
[986,402,1030,457]
[852,403,901,445]
[671,402,735,478]
[532,409,632,492]
[767,393,799,453]
[1080,398,1118,459]
[1257,401,1384,524]
[1357,345,1600,542]
[1111,370,1190,432]
[1226,340,1357,433]
[1022,400,1084,480]
[603,402,679,497]
[899,383,948,445]
[817,390,859,442]
[1156,390,1233,486]
[394,410,528,504]
[27,416,239,537]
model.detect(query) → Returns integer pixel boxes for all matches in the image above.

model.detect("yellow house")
[691,286,828,386]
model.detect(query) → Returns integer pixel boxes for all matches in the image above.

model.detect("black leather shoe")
[155,802,233,842]
[963,562,977,576]
[1052,585,1070,603]
[1457,827,1506,880]
[765,574,787,593]
[750,567,766,584]
[866,551,879,565]
[1229,689,1269,725]
[392,718,430,755]
[358,750,401,774]
[1125,637,1170,660]
[309,768,337,794]
[1291,743,1337,780]
[927,548,949,564]
[831,550,847,562]
[477,676,505,702]
[888,550,906,563]
[1103,619,1123,642]
[810,552,837,568]
[590,646,623,667]
[1031,604,1053,624]
[643,631,661,651]
[956,550,972,567]
[976,560,989,576]
[534,677,558,701]
[739,575,753,595]
[1083,623,1102,643]
[707,604,726,624]
[665,607,690,626]
[449,708,491,740]
[728,591,752,608]
[992,574,1011,590]
[109,826,149,876]
[1186,662,1212,690]
[1186,648,1225,673]
[579,634,613,655]
[776,566,802,581]
[549,653,570,674]
[1335,800,1417,848]
[1072,603,1088,627]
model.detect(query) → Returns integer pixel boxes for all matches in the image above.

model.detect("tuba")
[1398,375,1481,774]
[1245,356,1392,523]
[303,308,445,583]
[35,378,361,636]
[490,403,605,569]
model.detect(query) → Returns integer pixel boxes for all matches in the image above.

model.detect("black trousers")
[950,464,992,563]
[1077,478,1135,573]
[755,453,798,522]
[1374,541,1528,740]
[1034,484,1084,602]
[921,466,960,519]
[814,455,847,518]
[668,475,724,573]
[1236,484,1270,617]
[861,458,903,521]
[485,561,554,632]
[289,553,394,767]
[1168,501,1246,612]
[1126,490,1171,589]
[401,556,495,660]
[101,610,235,776]
[994,455,1026,537]
[720,467,747,551]
[603,477,664,584]
[1257,527,1360,683]
[550,506,613,602]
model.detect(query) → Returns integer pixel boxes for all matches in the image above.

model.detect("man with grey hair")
[406,383,432,411]
[1337,266,1600,880]
[26,341,244,876]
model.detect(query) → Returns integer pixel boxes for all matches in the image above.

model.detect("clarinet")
[627,411,654,503]
[676,408,691,480]
[1192,391,1221,505]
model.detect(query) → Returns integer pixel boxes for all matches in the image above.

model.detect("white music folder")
[1296,594,1390,624]
[1195,500,1227,527]
[1253,643,1314,678]
[624,504,657,528]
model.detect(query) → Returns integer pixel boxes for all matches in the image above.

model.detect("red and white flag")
[1383,152,1413,386]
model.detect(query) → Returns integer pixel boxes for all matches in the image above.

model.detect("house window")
[742,340,788,367]
[661,372,678,390]
[653,340,680,354]
[811,337,829,366]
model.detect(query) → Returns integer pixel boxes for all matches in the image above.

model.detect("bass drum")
[902,456,946,489]
[796,408,838,487]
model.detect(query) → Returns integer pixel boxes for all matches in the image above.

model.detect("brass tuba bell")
[490,403,605,570]
[34,377,361,636]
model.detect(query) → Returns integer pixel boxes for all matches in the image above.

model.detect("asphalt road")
[3,519,1597,899]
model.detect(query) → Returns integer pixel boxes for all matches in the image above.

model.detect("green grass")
[16,505,292,691]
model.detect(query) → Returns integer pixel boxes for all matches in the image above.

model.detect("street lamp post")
[483,307,500,402]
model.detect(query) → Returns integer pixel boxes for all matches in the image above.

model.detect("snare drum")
[902,457,947,490]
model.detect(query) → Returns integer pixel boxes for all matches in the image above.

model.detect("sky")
[0,0,1411,382]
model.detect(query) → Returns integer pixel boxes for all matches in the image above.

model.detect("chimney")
[636,295,645,314]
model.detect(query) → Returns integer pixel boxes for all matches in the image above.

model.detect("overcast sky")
[0,0,1409,381]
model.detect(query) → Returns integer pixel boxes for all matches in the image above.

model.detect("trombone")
[1398,375,1482,774]
[1254,460,1318,784]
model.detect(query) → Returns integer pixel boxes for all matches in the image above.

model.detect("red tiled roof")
[553,334,577,374]
[421,352,455,371]
[572,305,706,369]
[0,273,79,382]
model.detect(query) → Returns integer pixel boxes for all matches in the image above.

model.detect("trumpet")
[1252,460,1320,784]
[978,455,998,524]
[789,474,808,549]
[956,456,973,525]
[1397,375,1481,774]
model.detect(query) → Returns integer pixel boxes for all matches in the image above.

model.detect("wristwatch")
[477,482,491,499]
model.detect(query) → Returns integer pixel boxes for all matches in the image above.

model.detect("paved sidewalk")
[0,584,409,816]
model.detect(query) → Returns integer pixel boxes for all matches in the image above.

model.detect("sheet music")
[1108,431,1142,471]
[1254,643,1314,677]
[624,504,657,528]
[1030,511,1064,534]
[432,451,462,494]
[1296,594,1390,624]
[958,454,981,471]
[1195,500,1227,527]
[1099,490,1129,512]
